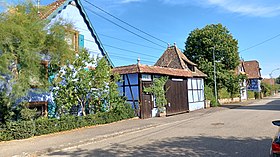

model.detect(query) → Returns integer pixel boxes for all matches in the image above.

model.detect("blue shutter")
[78,34,84,50]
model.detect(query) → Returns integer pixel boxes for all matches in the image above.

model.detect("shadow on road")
[234,99,280,111]
[47,136,271,157]
[220,98,280,111]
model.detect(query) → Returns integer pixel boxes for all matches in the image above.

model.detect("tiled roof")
[112,64,206,78]
[235,61,246,75]
[243,60,262,79]
[155,45,196,69]
[262,78,275,85]
[39,0,67,19]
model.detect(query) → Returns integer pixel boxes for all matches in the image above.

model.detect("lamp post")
[269,68,280,79]
[213,46,218,103]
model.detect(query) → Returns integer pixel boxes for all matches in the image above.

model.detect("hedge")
[0,109,134,141]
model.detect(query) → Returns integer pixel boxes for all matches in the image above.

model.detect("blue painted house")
[28,0,112,116]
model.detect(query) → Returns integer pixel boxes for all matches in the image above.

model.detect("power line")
[103,44,159,59]
[76,26,165,51]
[109,54,155,64]
[109,52,157,61]
[83,38,159,59]
[82,0,168,46]
[99,33,165,51]
[84,6,166,49]
[240,33,280,52]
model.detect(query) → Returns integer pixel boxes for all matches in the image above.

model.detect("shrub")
[218,88,231,99]
[247,91,255,99]
[204,85,220,107]
[0,106,135,142]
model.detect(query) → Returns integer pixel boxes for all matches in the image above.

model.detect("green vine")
[144,76,168,112]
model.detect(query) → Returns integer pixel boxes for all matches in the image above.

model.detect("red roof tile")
[155,45,196,69]
[243,60,262,79]
[262,78,275,85]
[112,64,206,78]
[39,0,67,19]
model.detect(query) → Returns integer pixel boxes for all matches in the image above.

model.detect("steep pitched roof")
[154,45,206,77]
[235,61,246,75]
[113,64,206,78]
[39,0,67,19]
[39,0,113,66]
[155,45,196,69]
[243,60,262,79]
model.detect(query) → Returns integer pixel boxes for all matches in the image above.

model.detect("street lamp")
[213,46,218,103]
[269,68,280,85]
[269,68,280,79]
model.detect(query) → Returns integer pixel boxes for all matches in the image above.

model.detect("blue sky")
[2,0,280,78]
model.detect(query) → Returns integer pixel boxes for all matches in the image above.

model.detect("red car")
[271,120,280,157]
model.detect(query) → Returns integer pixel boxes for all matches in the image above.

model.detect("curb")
[20,124,159,156]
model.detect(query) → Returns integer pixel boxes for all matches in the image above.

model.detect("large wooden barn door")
[165,79,188,116]
[141,94,152,119]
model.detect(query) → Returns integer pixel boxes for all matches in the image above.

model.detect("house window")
[187,64,195,72]
[65,30,84,52]
[171,78,183,82]
[142,74,152,81]
[65,30,78,52]
[27,102,48,117]
[188,78,204,103]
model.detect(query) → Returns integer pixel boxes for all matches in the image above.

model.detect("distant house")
[243,60,262,93]
[262,78,275,86]
[28,0,112,117]
[113,45,207,119]
[235,61,247,101]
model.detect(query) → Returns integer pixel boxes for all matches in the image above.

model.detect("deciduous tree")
[184,23,240,98]
[0,2,75,121]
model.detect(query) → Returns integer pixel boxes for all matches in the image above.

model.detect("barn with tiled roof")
[113,44,207,118]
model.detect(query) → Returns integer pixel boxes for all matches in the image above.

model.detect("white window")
[142,74,152,81]
[188,78,205,103]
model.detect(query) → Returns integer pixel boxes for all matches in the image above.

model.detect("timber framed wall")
[118,73,140,115]
[188,78,205,111]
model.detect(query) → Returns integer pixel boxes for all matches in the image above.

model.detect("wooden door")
[165,79,188,116]
[141,94,152,119]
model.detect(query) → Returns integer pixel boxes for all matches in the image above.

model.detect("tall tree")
[0,2,75,121]
[54,50,124,116]
[276,75,280,84]
[54,50,96,116]
[184,23,240,94]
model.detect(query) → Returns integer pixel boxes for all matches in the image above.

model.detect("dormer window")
[187,64,195,72]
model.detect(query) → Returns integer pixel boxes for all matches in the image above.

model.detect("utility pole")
[37,0,40,14]
[213,45,218,103]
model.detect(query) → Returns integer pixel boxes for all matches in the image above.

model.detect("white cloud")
[207,0,280,17]
[160,0,280,17]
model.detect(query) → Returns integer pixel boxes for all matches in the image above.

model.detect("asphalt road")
[44,96,280,157]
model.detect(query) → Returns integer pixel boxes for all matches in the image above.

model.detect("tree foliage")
[144,77,168,112]
[54,50,124,116]
[184,23,240,97]
[276,75,280,84]
[0,2,75,103]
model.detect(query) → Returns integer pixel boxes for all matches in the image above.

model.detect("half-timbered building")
[113,45,207,119]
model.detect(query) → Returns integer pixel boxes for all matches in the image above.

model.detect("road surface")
[43,96,280,157]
